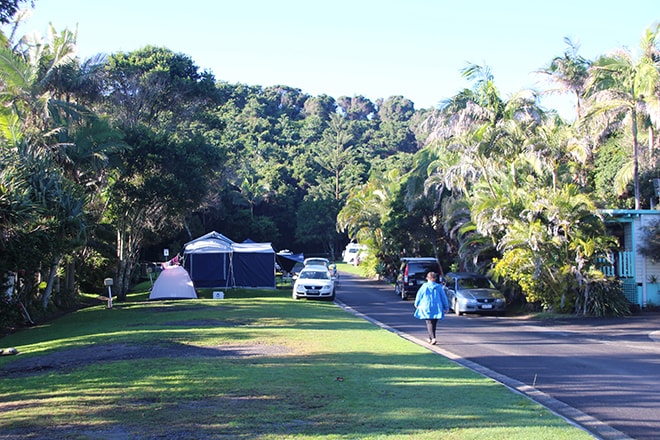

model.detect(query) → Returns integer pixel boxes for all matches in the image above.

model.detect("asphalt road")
[334,271,660,440]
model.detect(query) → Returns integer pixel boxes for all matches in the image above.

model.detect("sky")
[12,0,660,119]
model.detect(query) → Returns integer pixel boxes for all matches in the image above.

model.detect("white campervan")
[342,243,367,264]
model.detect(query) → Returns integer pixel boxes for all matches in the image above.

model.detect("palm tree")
[409,65,546,272]
[522,116,589,190]
[538,37,591,121]
[0,25,79,137]
[584,24,660,209]
[0,145,38,245]
[337,167,401,248]
[493,184,609,311]
[0,26,116,308]
[460,63,504,122]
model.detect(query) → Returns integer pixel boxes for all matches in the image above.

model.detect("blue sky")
[13,0,660,118]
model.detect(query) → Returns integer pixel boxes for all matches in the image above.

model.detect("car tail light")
[403,264,409,283]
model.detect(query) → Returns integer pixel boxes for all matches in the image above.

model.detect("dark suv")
[395,257,443,300]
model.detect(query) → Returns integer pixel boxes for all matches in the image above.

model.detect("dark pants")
[425,319,438,340]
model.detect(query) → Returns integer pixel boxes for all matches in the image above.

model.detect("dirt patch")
[0,341,291,378]
[122,318,252,328]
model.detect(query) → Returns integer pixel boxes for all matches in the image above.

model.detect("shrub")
[576,278,631,317]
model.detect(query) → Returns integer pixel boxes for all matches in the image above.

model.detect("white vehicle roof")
[304,257,329,266]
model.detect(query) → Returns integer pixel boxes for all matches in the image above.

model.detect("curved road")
[335,271,660,440]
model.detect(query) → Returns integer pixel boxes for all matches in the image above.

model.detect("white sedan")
[292,266,336,301]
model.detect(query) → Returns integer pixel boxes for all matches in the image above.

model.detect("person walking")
[413,271,449,345]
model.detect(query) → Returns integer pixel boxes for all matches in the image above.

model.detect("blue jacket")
[414,281,449,320]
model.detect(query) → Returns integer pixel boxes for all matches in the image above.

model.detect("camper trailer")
[342,243,367,264]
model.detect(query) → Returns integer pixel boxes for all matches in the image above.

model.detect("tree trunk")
[115,258,130,301]
[65,260,75,293]
[582,283,591,316]
[115,223,144,301]
[42,255,63,309]
[183,218,193,241]
[632,107,640,210]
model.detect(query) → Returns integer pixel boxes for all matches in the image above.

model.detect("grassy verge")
[0,287,592,439]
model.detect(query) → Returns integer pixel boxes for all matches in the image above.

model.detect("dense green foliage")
[2,8,659,326]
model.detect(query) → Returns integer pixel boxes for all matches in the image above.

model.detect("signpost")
[104,278,113,308]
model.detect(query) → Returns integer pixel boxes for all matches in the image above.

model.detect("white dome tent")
[148,265,197,300]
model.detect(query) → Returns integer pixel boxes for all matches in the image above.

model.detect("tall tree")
[102,47,221,298]
[107,126,220,298]
[584,24,660,209]
[374,95,418,154]
[538,38,591,120]
[103,46,216,127]
[337,95,376,121]
[313,113,360,201]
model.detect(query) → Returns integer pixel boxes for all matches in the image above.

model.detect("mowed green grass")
[0,287,593,439]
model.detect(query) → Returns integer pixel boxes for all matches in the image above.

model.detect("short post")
[104,278,114,309]
[147,266,153,286]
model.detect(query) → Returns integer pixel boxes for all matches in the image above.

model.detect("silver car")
[444,272,506,316]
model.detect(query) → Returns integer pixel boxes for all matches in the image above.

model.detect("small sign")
[164,248,170,257]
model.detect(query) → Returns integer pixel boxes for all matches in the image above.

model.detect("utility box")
[213,291,224,299]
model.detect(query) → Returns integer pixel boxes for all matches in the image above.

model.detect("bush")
[0,295,22,331]
[576,278,631,317]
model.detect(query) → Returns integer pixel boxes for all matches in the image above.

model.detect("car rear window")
[408,262,439,276]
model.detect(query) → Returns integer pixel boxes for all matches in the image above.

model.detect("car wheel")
[453,299,461,316]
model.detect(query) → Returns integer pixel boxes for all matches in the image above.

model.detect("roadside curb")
[335,298,633,440]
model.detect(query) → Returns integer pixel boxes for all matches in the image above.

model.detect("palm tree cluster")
[0,25,109,319]
[340,26,660,315]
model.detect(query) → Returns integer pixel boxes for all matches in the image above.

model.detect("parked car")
[292,266,336,301]
[303,257,336,277]
[342,243,367,264]
[395,257,443,300]
[444,272,506,315]
[303,257,330,268]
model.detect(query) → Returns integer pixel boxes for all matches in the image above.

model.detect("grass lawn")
[0,284,593,439]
